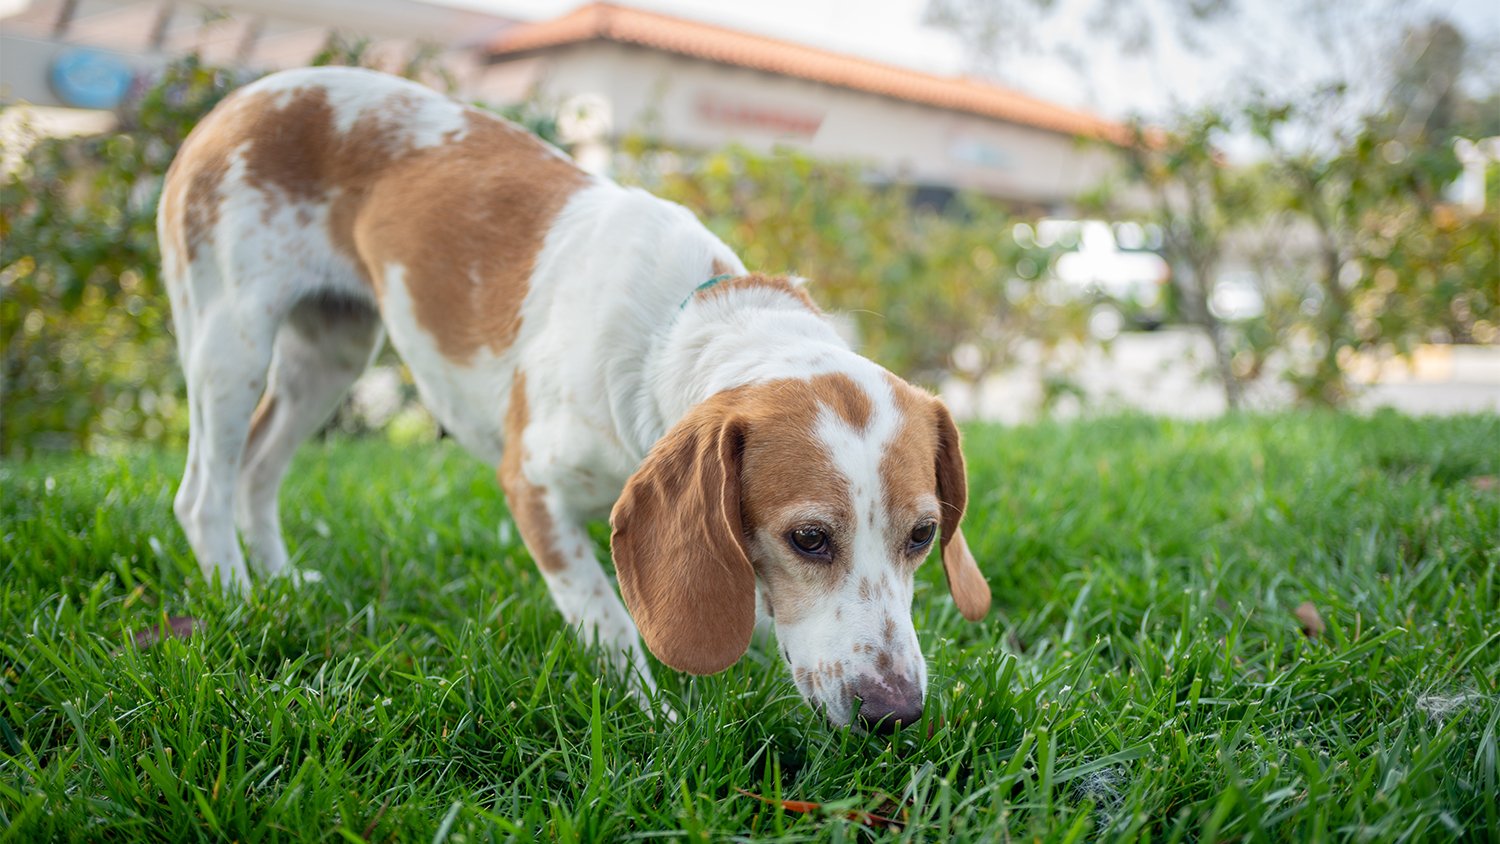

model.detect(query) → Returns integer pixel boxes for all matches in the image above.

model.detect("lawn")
[2,411,1497,842]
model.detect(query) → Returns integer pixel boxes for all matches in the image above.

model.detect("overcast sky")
[449,0,1500,119]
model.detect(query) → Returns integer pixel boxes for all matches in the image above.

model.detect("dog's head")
[611,365,990,730]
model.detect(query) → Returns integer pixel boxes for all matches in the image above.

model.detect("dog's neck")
[634,281,853,453]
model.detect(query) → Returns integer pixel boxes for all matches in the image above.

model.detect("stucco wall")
[482,41,1119,208]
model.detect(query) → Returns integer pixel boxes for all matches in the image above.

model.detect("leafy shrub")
[2,57,238,454]
[618,141,1087,386]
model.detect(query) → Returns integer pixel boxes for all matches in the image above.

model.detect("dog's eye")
[909,521,937,550]
[788,526,831,558]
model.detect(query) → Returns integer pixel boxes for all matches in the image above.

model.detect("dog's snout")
[852,676,923,734]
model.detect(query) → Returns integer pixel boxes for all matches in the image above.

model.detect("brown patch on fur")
[498,372,566,574]
[734,379,858,627]
[734,377,867,530]
[242,393,279,460]
[159,114,233,272]
[697,273,822,314]
[711,257,736,276]
[352,111,588,362]
[239,89,338,207]
[814,373,872,432]
[882,376,990,620]
[880,378,941,523]
[164,81,588,364]
[352,110,585,361]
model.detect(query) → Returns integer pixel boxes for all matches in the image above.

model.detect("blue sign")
[49,48,136,110]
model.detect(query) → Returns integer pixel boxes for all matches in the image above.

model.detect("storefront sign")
[49,48,136,110]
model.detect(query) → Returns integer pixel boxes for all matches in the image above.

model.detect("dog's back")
[157,67,593,587]
[159,66,589,344]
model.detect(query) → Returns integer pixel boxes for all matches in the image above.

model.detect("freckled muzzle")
[848,674,923,734]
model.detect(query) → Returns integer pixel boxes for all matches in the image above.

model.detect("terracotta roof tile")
[488,3,1127,143]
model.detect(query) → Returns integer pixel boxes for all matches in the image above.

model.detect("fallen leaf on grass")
[735,788,906,830]
[127,616,204,650]
[1294,602,1324,639]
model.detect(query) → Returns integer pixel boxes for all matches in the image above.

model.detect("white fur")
[239,66,470,148]
[378,262,512,465]
[163,67,938,727]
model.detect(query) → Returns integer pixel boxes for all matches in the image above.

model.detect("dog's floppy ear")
[611,394,755,675]
[933,399,991,621]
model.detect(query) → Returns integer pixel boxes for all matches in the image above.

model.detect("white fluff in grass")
[1416,690,1485,721]
[1073,766,1126,808]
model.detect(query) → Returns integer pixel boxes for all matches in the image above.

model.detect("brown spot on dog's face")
[734,378,863,627]
[883,377,991,620]
[879,377,942,538]
[816,373,872,432]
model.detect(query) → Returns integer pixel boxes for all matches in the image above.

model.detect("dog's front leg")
[497,457,665,716]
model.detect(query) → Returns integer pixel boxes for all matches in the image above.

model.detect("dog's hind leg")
[235,298,383,578]
[172,294,280,592]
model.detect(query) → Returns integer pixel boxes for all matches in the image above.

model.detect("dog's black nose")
[852,678,923,734]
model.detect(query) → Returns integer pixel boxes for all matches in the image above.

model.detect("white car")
[1036,219,1171,338]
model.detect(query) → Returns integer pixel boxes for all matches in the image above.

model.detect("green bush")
[618,141,1086,386]
[1,57,238,455]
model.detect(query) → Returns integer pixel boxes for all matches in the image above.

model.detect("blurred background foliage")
[616,139,1087,387]
[1,56,235,455]
[1,14,1497,456]
[1091,16,1500,411]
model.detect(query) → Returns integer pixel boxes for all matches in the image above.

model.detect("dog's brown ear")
[933,399,991,621]
[611,394,755,675]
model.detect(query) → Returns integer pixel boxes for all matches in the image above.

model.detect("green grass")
[3,411,1498,842]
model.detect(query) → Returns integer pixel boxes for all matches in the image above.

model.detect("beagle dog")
[158,67,990,731]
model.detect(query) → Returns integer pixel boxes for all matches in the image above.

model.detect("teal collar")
[679,274,735,310]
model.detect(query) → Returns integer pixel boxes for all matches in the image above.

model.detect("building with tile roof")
[485,2,1125,209]
[3,0,1124,208]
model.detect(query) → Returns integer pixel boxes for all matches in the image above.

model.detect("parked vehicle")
[1038,219,1171,338]
[1208,270,1267,322]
